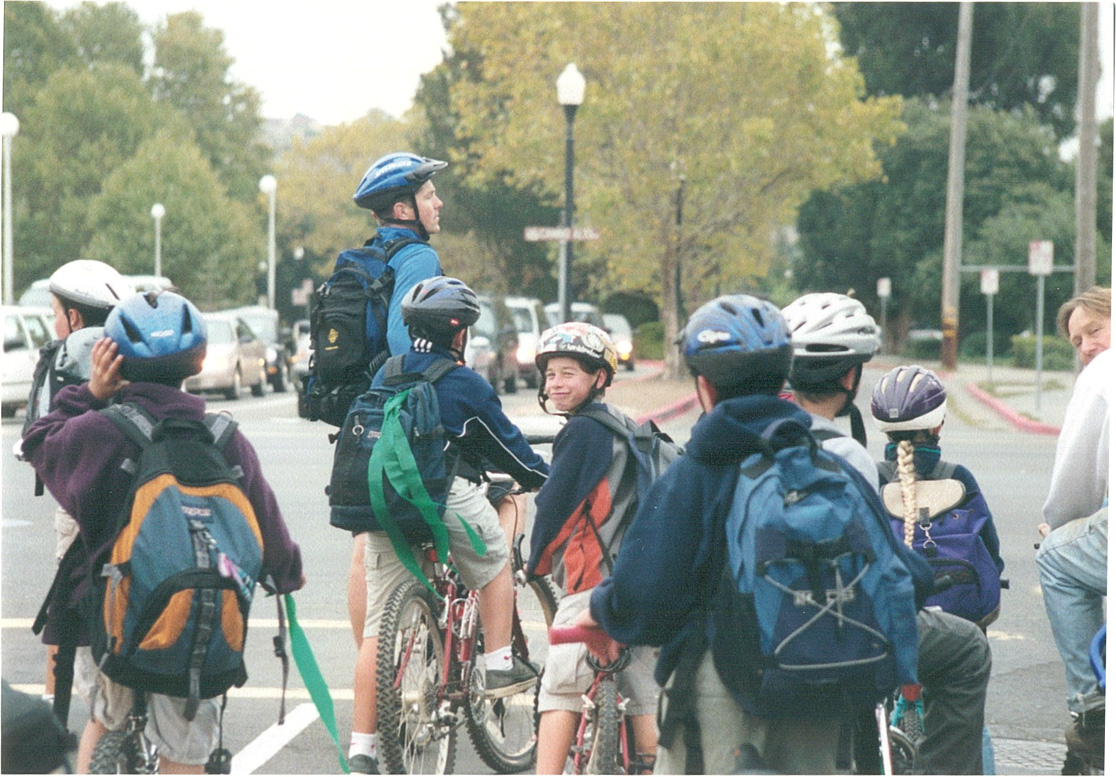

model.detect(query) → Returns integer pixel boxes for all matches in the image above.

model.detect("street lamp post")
[556,63,585,324]
[259,175,277,310]
[2,112,20,305]
[150,203,165,277]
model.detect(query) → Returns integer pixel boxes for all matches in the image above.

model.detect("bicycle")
[375,486,559,775]
[548,624,652,775]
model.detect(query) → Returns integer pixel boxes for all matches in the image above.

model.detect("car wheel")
[524,372,538,389]
[251,365,266,397]
[626,360,636,372]
[225,369,242,401]
[272,363,289,393]
[1,404,15,419]
[503,369,517,394]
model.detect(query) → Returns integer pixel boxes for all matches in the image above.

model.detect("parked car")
[2,305,54,417]
[544,301,607,330]
[464,295,519,394]
[505,296,547,388]
[229,305,295,392]
[18,274,173,308]
[602,313,636,371]
[183,312,267,400]
[292,319,312,382]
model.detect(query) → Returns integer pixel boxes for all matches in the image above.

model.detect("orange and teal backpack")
[89,402,265,720]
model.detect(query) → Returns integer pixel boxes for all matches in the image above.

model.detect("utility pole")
[1075,2,1099,294]
[940,2,973,371]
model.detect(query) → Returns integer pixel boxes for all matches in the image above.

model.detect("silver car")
[183,312,267,400]
[2,305,54,417]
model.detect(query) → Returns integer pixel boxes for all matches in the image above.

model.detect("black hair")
[58,299,112,328]
[120,349,205,386]
[707,371,787,401]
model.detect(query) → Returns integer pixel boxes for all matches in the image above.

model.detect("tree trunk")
[662,247,684,378]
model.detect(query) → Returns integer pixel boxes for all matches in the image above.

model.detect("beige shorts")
[54,507,79,562]
[73,648,220,765]
[537,590,659,716]
[362,478,510,639]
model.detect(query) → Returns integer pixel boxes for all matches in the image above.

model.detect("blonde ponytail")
[896,439,919,549]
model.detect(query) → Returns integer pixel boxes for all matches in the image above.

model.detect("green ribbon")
[284,594,348,774]
[367,388,487,594]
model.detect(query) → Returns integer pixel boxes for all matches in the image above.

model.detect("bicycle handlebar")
[549,624,614,654]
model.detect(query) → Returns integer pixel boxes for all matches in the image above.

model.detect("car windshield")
[474,303,497,337]
[206,320,234,345]
[240,315,278,343]
[603,315,632,337]
[511,307,534,334]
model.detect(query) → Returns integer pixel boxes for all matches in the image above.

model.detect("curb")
[625,362,699,426]
[964,382,1061,436]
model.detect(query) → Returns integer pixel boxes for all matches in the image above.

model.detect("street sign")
[524,226,601,242]
[876,277,891,299]
[1028,240,1054,276]
[980,268,999,296]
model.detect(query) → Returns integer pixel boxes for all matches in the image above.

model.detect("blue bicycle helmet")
[353,152,447,213]
[105,291,207,381]
[679,294,793,389]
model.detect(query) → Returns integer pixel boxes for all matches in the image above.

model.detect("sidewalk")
[615,356,1076,435]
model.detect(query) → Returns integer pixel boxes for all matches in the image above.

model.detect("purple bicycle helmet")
[871,365,947,432]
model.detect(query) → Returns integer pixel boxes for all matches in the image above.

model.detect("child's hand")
[1037,523,1051,539]
[89,337,128,401]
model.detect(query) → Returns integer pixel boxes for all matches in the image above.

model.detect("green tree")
[150,11,269,202]
[59,1,144,75]
[444,3,903,375]
[834,3,1081,139]
[84,128,259,309]
[2,2,78,114]
[15,63,166,286]
[795,99,1079,345]
[273,110,411,280]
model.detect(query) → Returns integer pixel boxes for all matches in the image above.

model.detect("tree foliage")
[833,3,1082,139]
[3,4,271,306]
[794,99,1102,345]
[442,3,903,374]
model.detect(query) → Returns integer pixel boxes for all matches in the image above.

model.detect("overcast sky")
[41,1,1116,127]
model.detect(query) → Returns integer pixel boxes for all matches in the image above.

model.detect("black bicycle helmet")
[401,276,481,347]
[679,294,793,390]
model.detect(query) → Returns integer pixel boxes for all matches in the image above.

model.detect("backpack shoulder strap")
[382,235,424,263]
[929,459,957,481]
[203,412,239,451]
[421,356,458,384]
[381,355,408,385]
[99,402,156,452]
[579,406,633,439]
[877,459,899,483]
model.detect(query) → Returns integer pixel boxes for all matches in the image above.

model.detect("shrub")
[959,330,1013,360]
[634,320,664,360]
[903,337,941,361]
[1010,334,1076,371]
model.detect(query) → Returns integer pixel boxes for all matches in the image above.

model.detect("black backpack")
[298,236,421,426]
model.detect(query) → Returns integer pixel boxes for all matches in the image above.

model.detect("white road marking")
[231,702,321,774]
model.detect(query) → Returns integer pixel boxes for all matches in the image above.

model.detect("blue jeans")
[1035,508,1108,714]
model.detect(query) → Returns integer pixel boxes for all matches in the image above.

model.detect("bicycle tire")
[585,675,623,775]
[376,579,456,775]
[89,730,155,774]
[888,727,917,776]
[466,576,559,773]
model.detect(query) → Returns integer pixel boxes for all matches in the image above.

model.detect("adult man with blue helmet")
[346,152,448,772]
[350,151,447,355]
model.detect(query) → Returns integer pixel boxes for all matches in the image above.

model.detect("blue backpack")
[90,403,264,720]
[327,355,484,588]
[298,236,421,426]
[877,459,1002,627]
[709,418,920,718]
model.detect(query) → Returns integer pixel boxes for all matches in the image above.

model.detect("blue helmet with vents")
[105,291,207,380]
[679,294,793,389]
[353,152,447,213]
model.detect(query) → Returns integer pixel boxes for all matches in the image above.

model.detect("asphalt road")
[0,362,1068,774]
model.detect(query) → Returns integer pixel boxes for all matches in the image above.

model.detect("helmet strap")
[382,195,429,240]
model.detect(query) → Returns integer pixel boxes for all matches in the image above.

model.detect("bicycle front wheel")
[586,675,623,775]
[377,579,456,775]
[466,576,559,773]
[89,730,156,774]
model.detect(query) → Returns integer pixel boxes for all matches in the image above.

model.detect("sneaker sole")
[485,677,537,699]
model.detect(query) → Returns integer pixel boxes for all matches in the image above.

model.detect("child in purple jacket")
[23,291,304,774]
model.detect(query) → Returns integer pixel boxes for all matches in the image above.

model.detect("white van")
[2,306,55,417]
[505,296,547,388]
